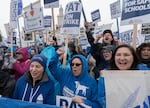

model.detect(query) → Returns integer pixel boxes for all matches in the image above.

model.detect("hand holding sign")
[72,96,83,104]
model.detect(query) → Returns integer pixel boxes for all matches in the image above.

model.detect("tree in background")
[0,30,3,42]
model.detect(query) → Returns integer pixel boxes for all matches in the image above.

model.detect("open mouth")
[118,62,127,66]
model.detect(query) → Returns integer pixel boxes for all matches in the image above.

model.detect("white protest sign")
[93,23,113,38]
[10,0,18,29]
[44,0,59,8]
[91,9,101,24]
[121,0,150,25]
[60,1,82,38]
[144,35,150,42]
[119,29,142,46]
[24,7,44,33]
[24,32,34,42]
[119,29,133,45]
[4,23,11,37]
[110,0,121,19]
[56,96,91,108]
[79,33,89,46]
[102,71,150,108]
[7,32,17,46]
[44,16,52,31]
[141,23,150,35]
[23,1,44,33]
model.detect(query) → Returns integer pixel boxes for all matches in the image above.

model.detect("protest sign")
[110,0,121,19]
[91,9,101,24]
[144,35,150,42]
[119,29,133,45]
[4,23,11,37]
[121,0,150,25]
[56,95,91,108]
[60,1,82,37]
[102,70,150,108]
[23,1,44,33]
[24,7,44,33]
[44,16,52,31]
[119,29,143,46]
[17,0,22,15]
[141,23,150,35]
[78,33,89,47]
[24,32,34,42]
[44,0,59,8]
[10,0,18,29]
[93,23,112,38]
[7,32,17,46]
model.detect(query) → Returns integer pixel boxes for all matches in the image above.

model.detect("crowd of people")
[0,23,150,108]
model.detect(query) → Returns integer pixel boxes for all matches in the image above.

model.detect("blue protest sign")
[119,30,133,45]
[145,35,150,42]
[44,0,59,8]
[10,0,18,29]
[60,1,82,37]
[18,0,22,15]
[121,0,150,25]
[44,16,52,30]
[91,9,101,24]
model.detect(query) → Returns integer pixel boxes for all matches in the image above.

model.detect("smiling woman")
[97,44,150,108]
[111,44,139,70]
[13,54,55,105]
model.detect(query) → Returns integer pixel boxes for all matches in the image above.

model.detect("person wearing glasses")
[48,48,99,108]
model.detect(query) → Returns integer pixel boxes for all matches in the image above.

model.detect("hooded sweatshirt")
[48,54,99,107]
[13,71,55,105]
[13,48,30,80]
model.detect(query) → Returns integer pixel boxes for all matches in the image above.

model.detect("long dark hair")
[136,42,150,67]
[110,44,139,70]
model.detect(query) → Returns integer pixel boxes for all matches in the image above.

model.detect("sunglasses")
[71,63,82,67]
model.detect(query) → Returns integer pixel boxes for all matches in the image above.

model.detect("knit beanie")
[30,54,47,69]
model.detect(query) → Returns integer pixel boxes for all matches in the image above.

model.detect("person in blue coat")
[13,54,55,105]
[98,44,150,108]
[48,48,99,108]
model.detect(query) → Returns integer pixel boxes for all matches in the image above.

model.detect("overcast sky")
[0,0,131,38]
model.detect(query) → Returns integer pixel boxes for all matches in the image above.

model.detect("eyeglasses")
[103,50,112,54]
[71,63,82,67]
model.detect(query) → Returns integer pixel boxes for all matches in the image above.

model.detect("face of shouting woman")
[115,47,134,70]
[71,58,82,77]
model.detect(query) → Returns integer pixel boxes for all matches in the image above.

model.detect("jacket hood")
[70,54,88,80]
[16,48,29,61]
